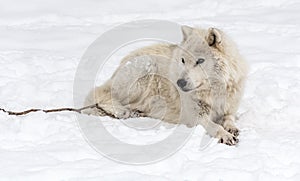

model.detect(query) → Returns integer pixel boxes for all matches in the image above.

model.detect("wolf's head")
[173,26,229,92]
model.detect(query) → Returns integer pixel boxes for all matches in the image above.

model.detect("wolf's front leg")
[199,115,239,146]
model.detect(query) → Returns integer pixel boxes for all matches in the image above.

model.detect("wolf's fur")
[84,26,248,146]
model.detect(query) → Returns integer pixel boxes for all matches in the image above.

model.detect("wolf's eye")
[181,58,185,64]
[196,58,205,65]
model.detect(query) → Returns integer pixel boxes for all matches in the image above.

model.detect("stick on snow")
[0,103,118,119]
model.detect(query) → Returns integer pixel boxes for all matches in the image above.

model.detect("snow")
[1,0,300,180]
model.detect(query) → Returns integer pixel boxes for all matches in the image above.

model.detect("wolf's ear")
[207,28,222,47]
[181,25,194,41]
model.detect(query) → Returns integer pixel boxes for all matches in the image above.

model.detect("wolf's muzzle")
[177,79,187,88]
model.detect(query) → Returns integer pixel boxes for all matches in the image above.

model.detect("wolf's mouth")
[180,87,192,92]
[179,83,203,92]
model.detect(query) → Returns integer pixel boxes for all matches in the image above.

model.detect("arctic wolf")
[84,26,248,146]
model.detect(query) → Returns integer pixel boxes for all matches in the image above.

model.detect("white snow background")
[0,0,300,180]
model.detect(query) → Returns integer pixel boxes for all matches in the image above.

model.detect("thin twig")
[0,103,118,119]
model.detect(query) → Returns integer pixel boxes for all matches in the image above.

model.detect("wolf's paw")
[218,132,239,146]
[222,115,239,137]
[81,108,106,117]
[114,107,131,119]
[224,126,240,137]
[130,110,144,118]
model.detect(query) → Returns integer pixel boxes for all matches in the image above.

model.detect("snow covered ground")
[0,0,300,180]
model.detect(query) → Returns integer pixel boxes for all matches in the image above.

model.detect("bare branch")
[0,103,119,119]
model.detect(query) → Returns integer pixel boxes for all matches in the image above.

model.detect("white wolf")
[84,26,248,146]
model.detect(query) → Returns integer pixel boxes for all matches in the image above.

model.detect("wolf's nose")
[177,79,187,88]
